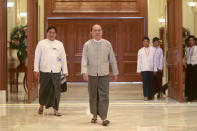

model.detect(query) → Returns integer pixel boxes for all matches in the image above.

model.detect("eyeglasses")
[92,29,102,32]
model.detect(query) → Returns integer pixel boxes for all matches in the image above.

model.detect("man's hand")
[64,73,68,78]
[83,73,88,81]
[34,72,40,80]
[113,75,118,82]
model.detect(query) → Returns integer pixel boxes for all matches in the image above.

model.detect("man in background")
[152,37,163,99]
[137,37,157,101]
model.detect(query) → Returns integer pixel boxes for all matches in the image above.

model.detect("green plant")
[9,25,27,64]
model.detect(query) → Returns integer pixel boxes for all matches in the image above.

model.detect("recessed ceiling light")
[20,12,27,17]
[188,2,197,7]
[7,2,14,7]
[158,18,165,23]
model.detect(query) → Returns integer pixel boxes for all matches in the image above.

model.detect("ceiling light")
[158,18,165,23]
[7,2,14,7]
[20,12,27,17]
[188,2,197,7]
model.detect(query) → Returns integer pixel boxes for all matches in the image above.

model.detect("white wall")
[182,0,195,35]
[38,0,44,40]
[148,0,163,42]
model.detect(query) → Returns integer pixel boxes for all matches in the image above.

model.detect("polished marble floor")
[1,83,197,131]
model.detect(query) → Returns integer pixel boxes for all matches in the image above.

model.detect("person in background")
[185,35,197,101]
[81,24,119,126]
[152,37,163,99]
[137,37,157,101]
[184,38,190,99]
[34,26,68,116]
[194,37,197,45]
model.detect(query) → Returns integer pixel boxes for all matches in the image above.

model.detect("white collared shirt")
[186,45,197,65]
[93,39,102,42]
[154,47,163,70]
[34,39,68,74]
[137,46,157,73]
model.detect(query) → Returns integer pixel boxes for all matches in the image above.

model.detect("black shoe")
[102,120,110,126]
[91,118,97,123]
[54,112,62,116]
[148,97,153,100]
[144,97,148,101]
[38,108,43,114]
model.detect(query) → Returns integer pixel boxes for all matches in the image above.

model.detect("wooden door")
[27,0,39,103]
[48,18,144,82]
[167,0,183,102]
[45,0,148,82]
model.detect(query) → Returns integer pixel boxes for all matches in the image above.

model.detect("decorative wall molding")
[45,0,147,17]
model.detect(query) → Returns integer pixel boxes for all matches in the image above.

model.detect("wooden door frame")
[167,0,183,102]
[0,0,8,100]
[0,0,39,103]
[27,0,39,103]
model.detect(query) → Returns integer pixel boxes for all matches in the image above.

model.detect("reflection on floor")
[1,83,197,131]
[7,82,144,104]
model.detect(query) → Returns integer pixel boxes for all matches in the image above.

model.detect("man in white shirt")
[137,37,157,101]
[34,26,68,116]
[152,37,163,99]
[185,35,197,101]
[81,24,118,126]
